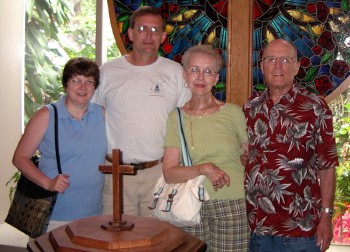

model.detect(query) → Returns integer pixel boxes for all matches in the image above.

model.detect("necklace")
[190,107,208,119]
[188,104,212,149]
[189,115,195,149]
[186,99,218,149]
[187,99,214,118]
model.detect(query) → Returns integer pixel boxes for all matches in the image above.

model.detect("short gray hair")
[129,6,166,31]
[182,44,224,71]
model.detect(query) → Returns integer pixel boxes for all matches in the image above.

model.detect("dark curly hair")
[62,57,100,90]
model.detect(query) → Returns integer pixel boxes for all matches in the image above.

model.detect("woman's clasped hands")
[200,162,230,191]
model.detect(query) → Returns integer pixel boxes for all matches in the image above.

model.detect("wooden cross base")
[101,220,135,232]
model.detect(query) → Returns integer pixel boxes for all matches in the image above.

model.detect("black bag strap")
[51,104,62,174]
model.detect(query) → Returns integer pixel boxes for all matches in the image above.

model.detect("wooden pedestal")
[27,215,206,251]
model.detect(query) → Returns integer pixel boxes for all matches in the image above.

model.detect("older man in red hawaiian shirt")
[244,39,338,252]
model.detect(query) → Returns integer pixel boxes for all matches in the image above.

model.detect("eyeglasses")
[69,78,95,87]
[262,56,297,65]
[136,25,163,35]
[185,66,218,76]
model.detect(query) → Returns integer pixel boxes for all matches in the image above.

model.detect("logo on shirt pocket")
[150,79,164,97]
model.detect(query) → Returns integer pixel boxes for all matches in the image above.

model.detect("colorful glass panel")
[110,0,228,101]
[253,0,350,98]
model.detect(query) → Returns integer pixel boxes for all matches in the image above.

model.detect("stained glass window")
[109,0,228,101]
[253,0,350,98]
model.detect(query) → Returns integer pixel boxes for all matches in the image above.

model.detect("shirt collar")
[266,83,300,104]
[55,94,94,119]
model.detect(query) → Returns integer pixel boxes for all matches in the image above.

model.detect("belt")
[124,159,162,170]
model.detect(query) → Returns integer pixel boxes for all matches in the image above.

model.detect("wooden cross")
[99,149,135,231]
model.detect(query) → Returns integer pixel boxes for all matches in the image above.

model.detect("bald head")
[260,39,300,96]
[262,39,297,59]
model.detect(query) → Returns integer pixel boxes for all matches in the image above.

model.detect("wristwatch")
[320,207,335,215]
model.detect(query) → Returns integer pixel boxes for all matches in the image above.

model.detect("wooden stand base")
[27,215,206,251]
[100,220,135,232]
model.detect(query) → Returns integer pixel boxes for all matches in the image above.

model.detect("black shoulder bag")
[5,104,62,238]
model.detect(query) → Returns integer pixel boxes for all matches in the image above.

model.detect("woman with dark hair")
[12,57,107,232]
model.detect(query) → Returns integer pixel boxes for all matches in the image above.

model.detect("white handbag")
[149,108,210,227]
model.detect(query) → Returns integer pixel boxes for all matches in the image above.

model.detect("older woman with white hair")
[162,44,249,251]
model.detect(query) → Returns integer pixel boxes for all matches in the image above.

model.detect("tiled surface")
[328,244,350,252]
[0,223,28,250]
[0,245,27,252]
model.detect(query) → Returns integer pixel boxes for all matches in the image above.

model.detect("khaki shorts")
[102,162,162,217]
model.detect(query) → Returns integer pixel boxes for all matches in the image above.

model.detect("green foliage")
[6,171,20,202]
[334,162,350,215]
[24,0,121,118]
[107,42,122,61]
[329,89,350,218]
[25,0,72,118]
[61,1,96,59]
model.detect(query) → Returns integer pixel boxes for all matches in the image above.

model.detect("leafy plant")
[24,0,121,120]
[334,162,350,216]
[329,87,350,244]
[25,0,72,120]
[6,172,20,202]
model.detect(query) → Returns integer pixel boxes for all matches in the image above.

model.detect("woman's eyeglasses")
[69,79,95,87]
[185,66,218,76]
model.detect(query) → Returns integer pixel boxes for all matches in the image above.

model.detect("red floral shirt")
[244,84,338,237]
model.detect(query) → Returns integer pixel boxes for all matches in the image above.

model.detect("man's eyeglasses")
[69,78,95,87]
[262,56,297,65]
[136,25,163,35]
[185,66,218,76]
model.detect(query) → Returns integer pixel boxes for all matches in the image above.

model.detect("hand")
[49,174,70,193]
[316,213,333,252]
[201,163,230,191]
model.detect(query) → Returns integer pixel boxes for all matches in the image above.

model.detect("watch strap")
[320,207,335,215]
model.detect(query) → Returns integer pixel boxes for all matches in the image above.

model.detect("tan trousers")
[102,163,162,217]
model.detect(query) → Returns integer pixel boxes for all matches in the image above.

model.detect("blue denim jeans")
[249,232,321,252]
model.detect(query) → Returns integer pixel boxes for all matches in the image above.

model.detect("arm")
[101,105,106,120]
[240,142,249,166]
[12,107,70,193]
[314,99,338,251]
[234,104,249,167]
[162,147,230,191]
[316,167,336,252]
